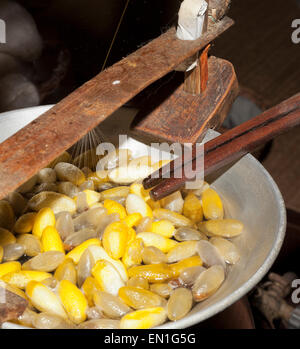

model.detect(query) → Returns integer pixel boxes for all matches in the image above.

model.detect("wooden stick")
[143,92,300,190]
[183,44,211,95]
[200,44,211,92]
[184,55,201,95]
[142,94,300,200]
[183,0,210,95]
[203,0,210,32]
[150,108,300,200]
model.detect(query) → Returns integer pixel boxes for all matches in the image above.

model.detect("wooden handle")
[144,93,300,200]
[183,44,211,95]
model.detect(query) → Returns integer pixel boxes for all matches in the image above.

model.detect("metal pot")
[0,105,286,329]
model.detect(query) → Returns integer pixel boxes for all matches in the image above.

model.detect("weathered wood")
[208,0,231,22]
[200,44,211,92]
[182,0,210,95]
[183,44,210,95]
[203,0,210,33]
[184,56,201,95]
[0,17,233,200]
[144,93,300,200]
[131,56,238,145]
[0,286,27,324]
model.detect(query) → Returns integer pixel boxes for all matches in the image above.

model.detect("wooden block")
[130,56,239,144]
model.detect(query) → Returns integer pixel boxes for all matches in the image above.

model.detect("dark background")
[18,0,182,100]
[16,0,300,108]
